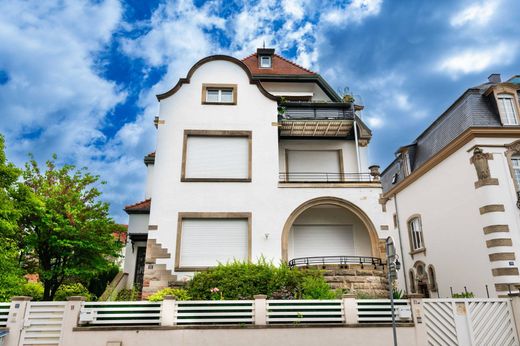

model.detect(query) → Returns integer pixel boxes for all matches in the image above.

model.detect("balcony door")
[286,149,343,182]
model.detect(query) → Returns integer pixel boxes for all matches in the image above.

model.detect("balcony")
[279,172,374,183]
[278,102,355,137]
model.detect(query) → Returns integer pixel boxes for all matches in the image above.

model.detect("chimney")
[488,73,501,84]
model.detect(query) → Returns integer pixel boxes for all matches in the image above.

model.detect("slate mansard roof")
[381,76,520,193]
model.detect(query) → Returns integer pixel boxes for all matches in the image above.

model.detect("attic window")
[497,94,519,125]
[392,173,399,184]
[260,56,271,68]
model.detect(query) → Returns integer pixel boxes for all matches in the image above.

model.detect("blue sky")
[0,0,519,221]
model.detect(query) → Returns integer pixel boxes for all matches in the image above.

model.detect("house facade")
[123,48,399,298]
[381,74,520,298]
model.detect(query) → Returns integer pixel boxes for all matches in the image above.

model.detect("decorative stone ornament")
[470,147,498,188]
[369,165,381,181]
[470,147,491,180]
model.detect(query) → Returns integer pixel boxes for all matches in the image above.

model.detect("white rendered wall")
[261,82,331,101]
[145,163,154,199]
[151,59,393,279]
[386,136,520,298]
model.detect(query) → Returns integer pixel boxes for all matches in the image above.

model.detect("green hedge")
[186,260,335,300]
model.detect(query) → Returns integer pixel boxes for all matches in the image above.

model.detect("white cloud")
[450,1,499,27]
[323,0,383,26]
[437,42,516,77]
[366,116,384,128]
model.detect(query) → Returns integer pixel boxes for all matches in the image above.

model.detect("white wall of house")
[147,58,395,284]
[145,163,154,199]
[261,82,331,101]
[386,136,520,297]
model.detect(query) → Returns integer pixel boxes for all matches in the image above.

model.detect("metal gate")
[19,301,66,346]
[423,298,518,346]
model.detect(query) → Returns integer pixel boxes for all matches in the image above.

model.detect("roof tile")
[242,53,316,76]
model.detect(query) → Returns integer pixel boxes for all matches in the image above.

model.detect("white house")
[123,48,399,298]
[381,74,520,298]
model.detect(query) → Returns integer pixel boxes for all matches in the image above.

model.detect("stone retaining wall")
[305,265,390,298]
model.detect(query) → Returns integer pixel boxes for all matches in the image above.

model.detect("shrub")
[54,283,93,301]
[301,276,336,299]
[187,259,335,300]
[148,288,190,302]
[452,291,474,298]
[115,287,140,301]
[19,282,44,301]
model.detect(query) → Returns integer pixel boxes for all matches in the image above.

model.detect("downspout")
[353,119,362,173]
[393,193,409,294]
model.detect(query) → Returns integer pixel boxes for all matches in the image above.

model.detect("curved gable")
[156,55,278,101]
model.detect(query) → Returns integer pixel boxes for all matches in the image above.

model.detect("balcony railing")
[279,172,374,183]
[288,256,384,269]
[280,106,354,120]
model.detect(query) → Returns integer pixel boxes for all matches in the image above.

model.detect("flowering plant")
[210,287,223,300]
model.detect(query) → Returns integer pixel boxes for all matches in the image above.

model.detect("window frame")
[497,93,519,125]
[201,84,237,105]
[181,130,252,182]
[427,264,438,292]
[259,55,272,68]
[175,212,252,272]
[407,214,426,255]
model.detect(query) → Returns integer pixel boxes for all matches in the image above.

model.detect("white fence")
[356,299,411,323]
[176,300,254,325]
[422,298,518,346]
[0,302,9,328]
[79,301,162,325]
[266,300,344,324]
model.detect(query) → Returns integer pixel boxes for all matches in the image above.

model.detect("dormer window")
[260,55,271,68]
[497,93,519,125]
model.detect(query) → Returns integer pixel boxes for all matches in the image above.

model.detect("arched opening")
[414,261,430,298]
[281,197,381,263]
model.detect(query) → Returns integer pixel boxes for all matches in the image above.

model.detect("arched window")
[428,265,437,292]
[407,216,425,252]
[409,269,416,293]
[497,93,519,125]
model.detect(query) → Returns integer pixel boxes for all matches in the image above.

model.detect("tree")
[19,156,124,300]
[0,135,25,300]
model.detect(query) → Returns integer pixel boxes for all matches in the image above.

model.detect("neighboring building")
[124,48,399,298]
[381,74,520,298]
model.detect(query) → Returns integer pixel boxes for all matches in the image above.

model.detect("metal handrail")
[279,105,355,121]
[288,256,384,269]
[279,172,374,183]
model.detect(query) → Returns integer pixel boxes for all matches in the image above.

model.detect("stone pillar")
[342,294,358,324]
[4,296,31,346]
[60,296,86,346]
[410,297,427,346]
[253,295,267,326]
[160,295,176,326]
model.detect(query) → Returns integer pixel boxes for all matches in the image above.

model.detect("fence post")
[342,294,358,324]
[410,297,427,346]
[254,295,267,325]
[160,295,176,326]
[59,296,86,346]
[509,293,520,338]
[4,296,31,346]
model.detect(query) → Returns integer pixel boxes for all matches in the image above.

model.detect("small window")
[428,265,437,292]
[201,84,237,105]
[409,270,416,293]
[512,156,520,188]
[408,216,425,252]
[260,55,271,68]
[497,94,519,125]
